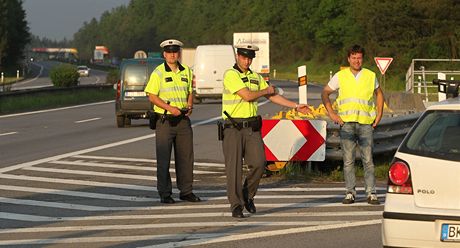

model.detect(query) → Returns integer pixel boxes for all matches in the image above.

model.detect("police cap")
[160,39,183,52]
[235,44,259,59]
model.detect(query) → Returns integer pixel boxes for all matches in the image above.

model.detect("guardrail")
[324,112,421,160]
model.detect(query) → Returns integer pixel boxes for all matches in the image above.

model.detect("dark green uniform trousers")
[155,117,194,198]
[223,127,266,211]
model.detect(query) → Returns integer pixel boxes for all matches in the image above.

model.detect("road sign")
[261,119,326,161]
[374,57,393,75]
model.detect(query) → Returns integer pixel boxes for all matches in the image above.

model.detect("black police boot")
[232,206,245,218]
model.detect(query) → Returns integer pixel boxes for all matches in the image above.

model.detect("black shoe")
[179,193,201,202]
[232,206,245,218]
[244,199,256,213]
[160,196,175,204]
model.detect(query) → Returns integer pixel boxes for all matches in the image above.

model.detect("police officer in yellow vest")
[144,39,200,204]
[222,44,312,218]
[321,44,384,205]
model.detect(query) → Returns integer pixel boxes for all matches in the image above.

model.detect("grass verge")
[0,86,115,115]
[269,156,391,183]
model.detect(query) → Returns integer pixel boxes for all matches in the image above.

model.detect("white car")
[382,96,460,247]
[77,65,90,77]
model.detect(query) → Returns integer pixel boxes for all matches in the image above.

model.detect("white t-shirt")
[327,69,379,91]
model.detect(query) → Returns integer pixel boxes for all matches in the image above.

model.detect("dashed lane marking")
[74,117,101,123]
[0,132,17,137]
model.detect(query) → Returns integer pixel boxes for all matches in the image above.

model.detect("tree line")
[2,0,459,79]
[72,0,460,75]
[0,0,30,73]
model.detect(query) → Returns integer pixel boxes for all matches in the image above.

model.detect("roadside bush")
[106,69,120,85]
[49,64,79,87]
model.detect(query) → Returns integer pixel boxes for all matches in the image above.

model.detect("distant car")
[115,57,164,128]
[382,96,460,247]
[77,65,90,77]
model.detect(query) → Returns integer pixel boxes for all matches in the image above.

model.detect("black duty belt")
[223,117,259,129]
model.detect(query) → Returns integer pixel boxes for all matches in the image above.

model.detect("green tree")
[0,0,30,71]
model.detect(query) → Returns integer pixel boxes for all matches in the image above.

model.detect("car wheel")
[116,115,125,128]
[124,117,131,126]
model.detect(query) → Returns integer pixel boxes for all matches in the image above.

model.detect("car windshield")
[123,64,149,91]
[400,110,460,161]
[78,66,87,70]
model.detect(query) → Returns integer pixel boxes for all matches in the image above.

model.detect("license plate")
[441,224,460,241]
[125,91,146,97]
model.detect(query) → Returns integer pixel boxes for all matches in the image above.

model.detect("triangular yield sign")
[374,57,393,75]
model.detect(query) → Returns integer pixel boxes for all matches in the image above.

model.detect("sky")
[23,0,131,41]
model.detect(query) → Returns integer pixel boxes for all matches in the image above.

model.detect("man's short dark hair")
[347,45,365,57]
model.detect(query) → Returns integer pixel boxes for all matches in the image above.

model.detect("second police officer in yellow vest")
[144,39,201,204]
[222,44,312,218]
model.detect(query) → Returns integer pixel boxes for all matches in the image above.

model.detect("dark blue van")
[115,57,164,127]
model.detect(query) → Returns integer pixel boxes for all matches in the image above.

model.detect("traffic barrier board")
[261,119,327,161]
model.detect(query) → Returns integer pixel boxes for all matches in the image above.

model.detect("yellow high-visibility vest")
[336,68,376,124]
[144,62,192,114]
[222,66,269,119]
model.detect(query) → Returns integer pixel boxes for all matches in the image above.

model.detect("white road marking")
[22,166,170,181]
[0,173,156,191]
[0,211,382,222]
[0,233,226,246]
[0,131,155,173]
[0,98,271,173]
[49,159,219,174]
[0,101,113,119]
[10,62,43,87]
[0,173,385,194]
[143,220,382,248]
[0,131,17,137]
[0,197,382,212]
[0,185,155,202]
[0,221,353,234]
[73,155,226,168]
[74,117,101,123]
[0,183,385,202]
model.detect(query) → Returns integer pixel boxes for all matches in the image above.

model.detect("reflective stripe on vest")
[222,69,263,119]
[154,65,192,114]
[336,68,376,124]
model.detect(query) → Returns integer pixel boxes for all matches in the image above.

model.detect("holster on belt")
[148,111,158,130]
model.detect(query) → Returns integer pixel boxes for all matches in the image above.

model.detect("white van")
[192,45,236,104]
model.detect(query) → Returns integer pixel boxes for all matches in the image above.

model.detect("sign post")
[298,65,307,104]
[374,57,393,90]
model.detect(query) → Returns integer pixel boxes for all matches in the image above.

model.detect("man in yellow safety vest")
[321,44,384,205]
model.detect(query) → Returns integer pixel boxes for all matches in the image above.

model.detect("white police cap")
[160,39,183,52]
[235,44,259,58]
